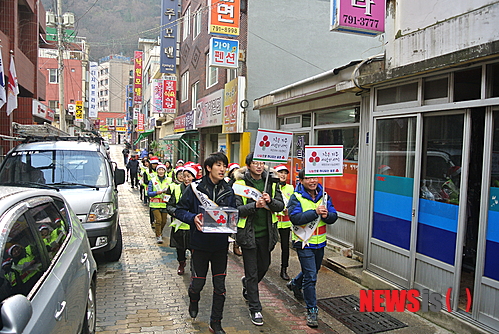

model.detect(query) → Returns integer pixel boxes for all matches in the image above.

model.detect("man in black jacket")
[126,154,140,188]
[234,152,284,326]
[175,152,235,334]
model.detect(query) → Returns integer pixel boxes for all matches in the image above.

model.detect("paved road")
[94,145,452,334]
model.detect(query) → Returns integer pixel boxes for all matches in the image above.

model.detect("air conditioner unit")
[63,12,75,28]
[46,12,56,26]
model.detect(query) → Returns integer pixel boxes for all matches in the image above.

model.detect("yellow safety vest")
[291,192,328,247]
[169,183,190,230]
[149,176,169,209]
[277,183,294,229]
[235,180,278,228]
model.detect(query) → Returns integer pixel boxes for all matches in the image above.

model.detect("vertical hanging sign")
[75,100,83,122]
[208,0,240,36]
[133,51,143,104]
[152,79,163,114]
[88,62,98,118]
[160,0,178,73]
[163,76,177,113]
[137,113,145,132]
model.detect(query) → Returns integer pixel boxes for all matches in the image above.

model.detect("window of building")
[49,100,58,110]
[193,9,202,38]
[227,68,237,82]
[454,67,481,102]
[183,6,191,40]
[487,63,499,98]
[206,54,218,88]
[181,71,189,102]
[423,76,449,103]
[71,68,75,72]
[116,118,124,126]
[191,81,199,110]
[315,107,359,125]
[48,69,58,84]
[106,118,114,126]
[377,82,418,106]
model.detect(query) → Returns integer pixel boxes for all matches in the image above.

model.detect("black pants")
[278,227,290,268]
[241,234,271,313]
[130,172,138,187]
[189,248,228,321]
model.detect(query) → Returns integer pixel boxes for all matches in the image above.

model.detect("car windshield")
[0,150,109,188]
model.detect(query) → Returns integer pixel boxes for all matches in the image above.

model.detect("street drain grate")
[317,295,407,334]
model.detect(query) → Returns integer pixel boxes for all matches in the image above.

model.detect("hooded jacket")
[234,166,284,250]
[175,175,236,252]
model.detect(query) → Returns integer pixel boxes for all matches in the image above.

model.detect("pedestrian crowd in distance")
[121,145,338,334]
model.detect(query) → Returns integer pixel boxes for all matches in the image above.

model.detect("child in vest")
[148,164,170,244]
[275,164,294,281]
[286,169,338,328]
[166,166,193,275]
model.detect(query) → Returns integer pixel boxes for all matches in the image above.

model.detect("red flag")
[6,54,19,116]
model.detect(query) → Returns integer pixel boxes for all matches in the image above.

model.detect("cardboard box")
[200,206,238,233]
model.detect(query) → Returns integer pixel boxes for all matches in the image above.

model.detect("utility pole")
[56,0,66,132]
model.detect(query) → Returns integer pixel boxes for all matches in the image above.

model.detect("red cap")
[274,164,289,173]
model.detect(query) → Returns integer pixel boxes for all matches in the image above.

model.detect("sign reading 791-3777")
[253,129,293,163]
[304,145,343,177]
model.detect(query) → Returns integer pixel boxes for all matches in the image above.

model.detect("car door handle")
[81,252,88,264]
[55,301,66,321]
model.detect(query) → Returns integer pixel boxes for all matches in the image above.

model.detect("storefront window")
[315,108,359,125]
[317,127,359,216]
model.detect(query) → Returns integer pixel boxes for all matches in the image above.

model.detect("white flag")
[0,51,6,109]
[6,54,19,116]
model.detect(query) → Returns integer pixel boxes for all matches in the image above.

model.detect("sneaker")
[306,307,318,328]
[209,320,226,334]
[250,311,263,326]
[156,236,163,244]
[241,276,248,301]
[188,300,198,318]
[286,280,303,301]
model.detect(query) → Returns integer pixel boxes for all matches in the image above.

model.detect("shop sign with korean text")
[253,129,293,163]
[174,114,186,133]
[163,77,176,113]
[32,99,54,122]
[304,145,343,177]
[88,62,98,118]
[75,100,83,122]
[208,0,240,36]
[152,79,163,113]
[331,0,385,36]
[209,37,238,68]
[222,76,245,134]
[133,51,143,104]
[160,0,178,73]
[137,113,144,132]
[196,89,223,128]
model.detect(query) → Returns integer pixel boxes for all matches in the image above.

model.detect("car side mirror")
[114,168,126,186]
[0,294,32,333]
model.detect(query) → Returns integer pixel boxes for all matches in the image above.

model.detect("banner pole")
[264,162,271,192]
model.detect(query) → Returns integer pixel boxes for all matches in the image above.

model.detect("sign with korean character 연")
[331,0,385,36]
[133,51,143,104]
[304,145,344,177]
[253,129,293,163]
[209,37,239,69]
[209,0,240,36]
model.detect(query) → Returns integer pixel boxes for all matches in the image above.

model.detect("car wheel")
[104,224,122,262]
[81,280,96,334]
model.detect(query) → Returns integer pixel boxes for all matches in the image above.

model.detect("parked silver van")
[0,137,125,261]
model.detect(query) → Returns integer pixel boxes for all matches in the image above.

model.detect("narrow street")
[94,145,452,334]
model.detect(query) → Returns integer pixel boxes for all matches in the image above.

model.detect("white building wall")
[385,0,499,69]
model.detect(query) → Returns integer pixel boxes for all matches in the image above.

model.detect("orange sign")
[208,0,240,36]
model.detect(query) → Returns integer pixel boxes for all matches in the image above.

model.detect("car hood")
[58,187,109,215]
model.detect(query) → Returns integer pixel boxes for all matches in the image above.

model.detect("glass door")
[369,116,417,286]
[414,113,467,305]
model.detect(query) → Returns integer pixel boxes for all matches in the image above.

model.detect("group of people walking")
[124,148,338,334]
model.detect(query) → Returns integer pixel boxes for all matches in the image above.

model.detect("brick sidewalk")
[95,145,338,333]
